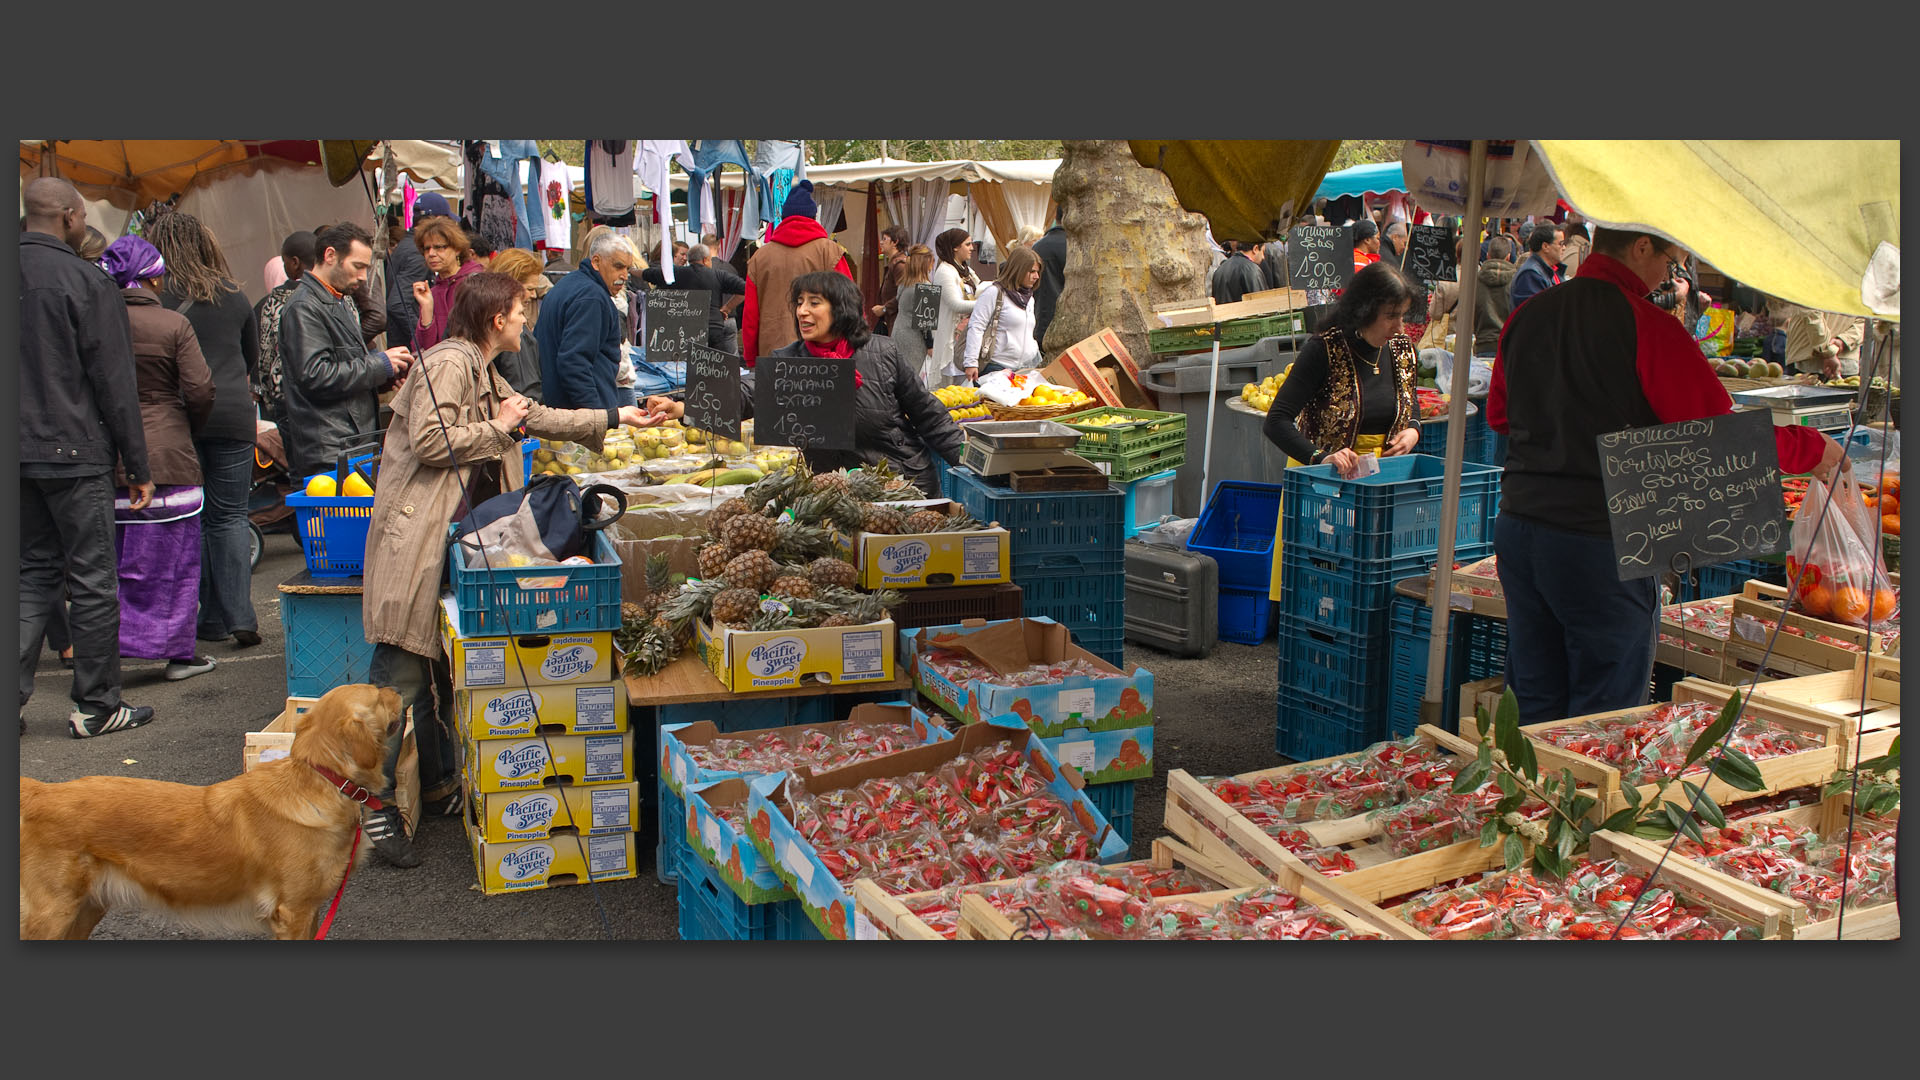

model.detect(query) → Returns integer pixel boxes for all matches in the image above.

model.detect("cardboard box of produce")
[468,818,638,895]
[460,729,636,794]
[440,597,618,690]
[684,778,795,905]
[697,616,896,694]
[659,701,950,800]
[745,715,1129,940]
[901,617,1154,737]
[470,781,640,843]
[832,500,1011,590]
[452,680,626,739]
[1041,724,1154,784]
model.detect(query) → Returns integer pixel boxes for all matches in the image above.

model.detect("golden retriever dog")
[20,684,403,941]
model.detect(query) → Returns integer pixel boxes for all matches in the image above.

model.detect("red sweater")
[1488,252,1824,534]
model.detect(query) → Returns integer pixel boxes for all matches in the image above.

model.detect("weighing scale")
[959,421,1108,491]
[1728,384,1857,434]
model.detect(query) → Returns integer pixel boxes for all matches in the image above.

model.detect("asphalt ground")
[19,533,1287,941]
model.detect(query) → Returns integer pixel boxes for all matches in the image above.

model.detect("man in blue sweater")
[1507,223,1567,310]
[535,229,636,410]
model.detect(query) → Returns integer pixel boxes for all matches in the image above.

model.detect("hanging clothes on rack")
[683,140,752,240]
[538,159,573,252]
[476,140,543,250]
[585,140,637,227]
[635,139,691,283]
[717,185,746,262]
[748,139,807,239]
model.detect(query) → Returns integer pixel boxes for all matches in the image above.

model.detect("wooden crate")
[1582,831,1795,939]
[1741,654,1901,763]
[850,837,1249,941]
[1593,794,1899,941]
[1658,594,1740,680]
[1464,693,1843,822]
[1160,770,1431,939]
[1722,581,1887,680]
[244,696,420,836]
[1458,676,1504,736]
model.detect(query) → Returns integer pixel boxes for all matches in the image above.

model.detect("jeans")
[478,141,543,251]
[1494,514,1658,724]
[20,472,126,715]
[367,643,461,800]
[195,437,258,638]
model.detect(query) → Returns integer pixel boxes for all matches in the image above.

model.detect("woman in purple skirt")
[99,237,219,680]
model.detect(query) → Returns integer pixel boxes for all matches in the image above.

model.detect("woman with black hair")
[930,227,982,387]
[766,270,965,494]
[1261,260,1425,597]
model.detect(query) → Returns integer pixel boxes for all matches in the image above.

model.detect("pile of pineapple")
[934,384,991,422]
[1238,363,1294,413]
[616,462,984,677]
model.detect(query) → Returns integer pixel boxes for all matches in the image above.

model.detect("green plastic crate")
[1054,407,1187,481]
[1092,447,1188,483]
[1148,311,1304,356]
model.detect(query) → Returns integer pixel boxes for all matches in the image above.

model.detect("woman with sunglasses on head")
[961,245,1044,383]
[765,270,964,495]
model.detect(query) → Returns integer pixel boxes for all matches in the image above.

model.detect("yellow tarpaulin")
[1128,140,1341,243]
[1532,140,1900,320]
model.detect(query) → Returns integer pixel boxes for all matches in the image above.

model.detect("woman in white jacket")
[929,228,981,387]
[960,246,1043,382]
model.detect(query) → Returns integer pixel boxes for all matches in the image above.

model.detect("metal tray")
[1729,385,1855,410]
[961,420,1084,451]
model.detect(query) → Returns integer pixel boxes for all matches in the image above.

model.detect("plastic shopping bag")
[1784,470,1894,628]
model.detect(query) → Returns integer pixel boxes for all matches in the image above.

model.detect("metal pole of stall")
[1200,298,1223,510]
[1418,141,1489,731]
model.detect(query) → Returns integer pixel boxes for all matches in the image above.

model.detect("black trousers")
[19,472,126,715]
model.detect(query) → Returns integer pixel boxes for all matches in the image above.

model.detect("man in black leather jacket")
[280,222,412,478]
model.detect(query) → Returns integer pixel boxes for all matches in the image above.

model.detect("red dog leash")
[310,763,383,941]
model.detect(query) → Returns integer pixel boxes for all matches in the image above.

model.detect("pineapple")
[623,623,679,678]
[710,588,761,626]
[903,509,946,534]
[697,542,732,580]
[722,512,779,555]
[723,549,781,593]
[806,557,859,589]
[809,472,850,498]
[643,553,674,606]
[791,490,866,532]
[860,504,907,535]
[745,462,813,513]
[817,612,861,628]
[772,518,837,564]
[707,496,753,534]
[662,577,728,627]
[933,508,983,532]
[769,575,815,600]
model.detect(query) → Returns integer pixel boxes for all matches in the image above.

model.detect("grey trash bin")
[1142,334,1305,518]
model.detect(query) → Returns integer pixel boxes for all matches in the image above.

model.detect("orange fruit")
[1799,583,1834,617]
[1879,494,1900,518]
[1829,586,1871,625]
[1870,589,1898,623]
[1886,514,1901,537]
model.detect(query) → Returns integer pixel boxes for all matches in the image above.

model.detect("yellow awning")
[1533,140,1900,320]
[1127,140,1341,243]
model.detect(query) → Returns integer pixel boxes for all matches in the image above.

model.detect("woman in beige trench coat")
[357,271,666,867]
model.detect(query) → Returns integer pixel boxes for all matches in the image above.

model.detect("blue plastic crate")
[1069,625,1127,669]
[1387,599,1509,738]
[1277,614,1393,716]
[1282,454,1501,563]
[1275,690,1389,762]
[282,590,377,699]
[1015,570,1126,633]
[1219,586,1279,645]
[1187,480,1285,592]
[771,897,825,940]
[1012,548,1126,579]
[285,493,375,577]
[520,436,539,485]
[676,838,795,941]
[1084,780,1136,848]
[448,530,624,637]
[1685,557,1786,602]
[656,779,686,887]
[1412,401,1478,458]
[1279,543,1493,640]
[1120,469,1179,538]
[947,467,1126,562]
[659,694,837,736]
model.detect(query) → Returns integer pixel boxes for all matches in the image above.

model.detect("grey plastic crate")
[1123,539,1219,658]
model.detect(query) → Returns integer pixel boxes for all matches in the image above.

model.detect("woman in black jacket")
[145,211,262,648]
[766,271,964,495]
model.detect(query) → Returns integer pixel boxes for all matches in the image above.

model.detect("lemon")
[304,474,338,497]
[342,473,374,498]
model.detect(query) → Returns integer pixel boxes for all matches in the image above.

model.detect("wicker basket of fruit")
[984,382,1094,421]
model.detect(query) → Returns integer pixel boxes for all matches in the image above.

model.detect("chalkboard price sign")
[1403,224,1457,284]
[752,350,857,451]
[1287,224,1354,293]
[906,283,942,337]
[684,343,742,441]
[1596,410,1788,582]
[643,289,710,368]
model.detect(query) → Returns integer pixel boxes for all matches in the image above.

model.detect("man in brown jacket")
[740,181,853,365]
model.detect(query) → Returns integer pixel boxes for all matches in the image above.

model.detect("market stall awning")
[21,139,381,207]
[1127,140,1341,244]
[1533,140,1901,320]
[1315,160,1404,200]
[366,140,464,191]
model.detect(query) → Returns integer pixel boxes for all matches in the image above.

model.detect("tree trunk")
[1042,140,1214,365]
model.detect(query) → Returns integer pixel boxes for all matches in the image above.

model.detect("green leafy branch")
[1460,688,1768,877]
[1825,733,1901,817]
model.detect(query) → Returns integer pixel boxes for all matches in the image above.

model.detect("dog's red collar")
[311,764,384,810]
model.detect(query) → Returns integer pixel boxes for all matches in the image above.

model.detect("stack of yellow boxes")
[442,597,642,894]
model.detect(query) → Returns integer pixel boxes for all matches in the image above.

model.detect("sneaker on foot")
[69,703,156,739]
[425,788,464,817]
[165,655,217,681]
[232,629,262,648]
[363,805,421,868]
